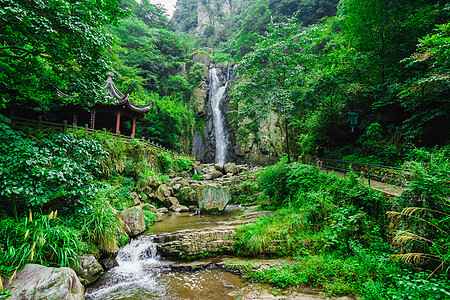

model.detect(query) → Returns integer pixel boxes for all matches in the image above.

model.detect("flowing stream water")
[85,206,255,300]
[209,67,228,164]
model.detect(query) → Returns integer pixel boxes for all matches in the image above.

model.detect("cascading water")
[209,67,228,164]
[84,209,259,300]
[85,236,169,299]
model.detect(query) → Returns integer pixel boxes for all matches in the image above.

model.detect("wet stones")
[155,226,236,258]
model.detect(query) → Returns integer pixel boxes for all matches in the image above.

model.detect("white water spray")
[209,68,228,164]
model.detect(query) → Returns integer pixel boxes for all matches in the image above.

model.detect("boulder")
[224,163,238,175]
[157,207,169,214]
[4,264,84,300]
[172,183,181,192]
[130,192,140,205]
[140,203,158,213]
[119,206,146,236]
[170,204,190,212]
[214,163,224,173]
[149,176,163,190]
[196,183,231,213]
[156,184,171,203]
[210,170,223,179]
[164,196,180,208]
[99,257,118,271]
[71,255,104,286]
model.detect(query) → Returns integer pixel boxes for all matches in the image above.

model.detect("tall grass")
[0,211,85,279]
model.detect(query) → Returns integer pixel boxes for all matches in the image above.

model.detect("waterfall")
[209,67,228,164]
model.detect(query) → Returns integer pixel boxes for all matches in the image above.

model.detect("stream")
[85,206,269,300]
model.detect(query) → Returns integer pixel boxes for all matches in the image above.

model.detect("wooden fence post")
[63,120,67,133]
[38,116,43,131]
[9,112,14,127]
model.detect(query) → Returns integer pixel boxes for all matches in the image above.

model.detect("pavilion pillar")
[90,109,96,129]
[73,112,78,126]
[131,116,136,138]
[92,109,96,129]
[115,111,121,134]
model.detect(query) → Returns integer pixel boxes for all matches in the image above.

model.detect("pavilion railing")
[298,155,412,187]
[9,115,195,161]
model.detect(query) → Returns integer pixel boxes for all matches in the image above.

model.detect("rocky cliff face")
[190,55,284,164]
[173,0,248,38]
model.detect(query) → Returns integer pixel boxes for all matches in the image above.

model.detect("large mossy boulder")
[4,264,85,300]
[71,255,104,286]
[196,183,231,213]
[119,206,146,236]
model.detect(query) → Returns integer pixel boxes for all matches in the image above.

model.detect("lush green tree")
[398,22,450,145]
[233,18,309,162]
[0,0,126,109]
[109,14,189,100]
[120,0,175,30]
[136,94,194,152]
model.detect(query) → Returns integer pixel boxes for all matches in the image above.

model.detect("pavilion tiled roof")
[58,72,152,113]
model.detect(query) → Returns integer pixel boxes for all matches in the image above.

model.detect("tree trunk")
[285,119,290,163]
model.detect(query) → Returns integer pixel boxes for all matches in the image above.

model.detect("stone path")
[321,169,404,197]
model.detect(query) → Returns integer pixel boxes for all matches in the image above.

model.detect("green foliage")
[233,179,261,204]
[72,189,129,254]
[143,210,156,228]
[388,147,449,274]
[156,152,174,174]
[244,241,404,296]
[0,0,127,108]
[258,161,290,206]
[0,290,11,300]
[0,211,85,278]
[136,93,194,152]
[192,173,202,181]
[174,158,194,172]
[0,121,106,212]
[363,272,450,300]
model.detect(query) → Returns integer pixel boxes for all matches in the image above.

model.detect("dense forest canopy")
[0,1,449,299]
[0,0,127,110]
[1,0,448,157]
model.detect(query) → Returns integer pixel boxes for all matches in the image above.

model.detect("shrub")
[0,122,106,213]
[72,189,129,254]
[174,158,194,172]
[143,210,155,228]
[157,152,174,173]
[388,147,449,273]
[192,173,202,181]
[258,161,290,206]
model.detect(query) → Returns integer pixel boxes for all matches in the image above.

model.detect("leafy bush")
[245,242,404,296]
[388,146,449,274]
[363,272,450,300]
[72,189,129,254]
[143,210,155,228]
[157,152,174,173]
[192,173,202,181]
[258,161,290,206]
[174,158,194,172]
[0,122,106,212]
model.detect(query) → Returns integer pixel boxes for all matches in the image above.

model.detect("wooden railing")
[10,115,195,161]
[298,155,412,187]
